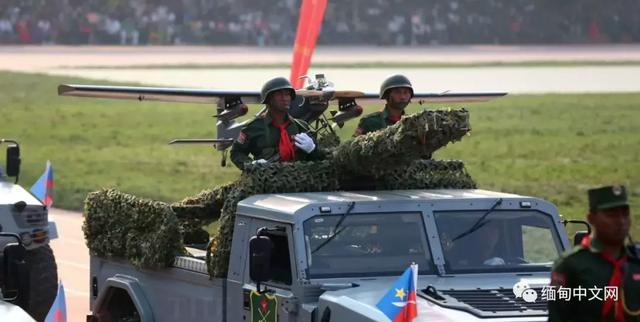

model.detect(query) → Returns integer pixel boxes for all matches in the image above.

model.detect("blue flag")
[45,282,66,322]
[30,161,53,208]
[376,264,418,322]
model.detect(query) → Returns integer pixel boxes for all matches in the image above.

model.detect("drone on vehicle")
[57,74,506,165]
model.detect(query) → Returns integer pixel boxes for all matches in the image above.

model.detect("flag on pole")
[289,0,328,89]
[45,282,66,322]
[376,264,418,322]
[30,160,53,208]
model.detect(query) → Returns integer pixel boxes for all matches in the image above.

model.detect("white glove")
[251,159,268,164]
[294,133,316,153]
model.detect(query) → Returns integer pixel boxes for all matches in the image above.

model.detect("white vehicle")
[0,139,59,321]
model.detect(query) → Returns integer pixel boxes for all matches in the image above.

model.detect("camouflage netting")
[83,108,477,277]
[83,189,184,269]
[170,182,236,244]
[332,108,470,176]
[377,160,476,190]
[316,130,341,150]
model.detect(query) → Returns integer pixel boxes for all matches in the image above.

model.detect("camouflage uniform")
[548,186,640,322]
[230,113,325,170]
[354,105,404,136]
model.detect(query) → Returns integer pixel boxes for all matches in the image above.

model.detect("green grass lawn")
[1,71,638,237]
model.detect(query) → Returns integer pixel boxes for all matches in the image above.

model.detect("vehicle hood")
[0,300,36,322]
[317,274,550,322]
[0,181,43,206]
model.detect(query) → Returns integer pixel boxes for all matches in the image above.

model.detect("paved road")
[3,45,640,93]
[3,45,640,71]
[49,208,88,322]
[47,65,640,94]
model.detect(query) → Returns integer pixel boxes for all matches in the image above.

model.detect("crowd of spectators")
[1,0,639,46]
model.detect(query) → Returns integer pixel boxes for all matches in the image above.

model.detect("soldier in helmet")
[230,77,325,170]
[548,185,640,322]
[354,74,414,136]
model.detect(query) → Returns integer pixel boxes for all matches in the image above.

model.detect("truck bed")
[90,254,226,322]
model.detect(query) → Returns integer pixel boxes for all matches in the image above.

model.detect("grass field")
[0,71,638,237]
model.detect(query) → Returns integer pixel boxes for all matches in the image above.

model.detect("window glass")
[435,210,561,273]
[303,212,434,278]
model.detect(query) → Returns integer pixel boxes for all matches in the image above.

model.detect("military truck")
[87,188,579,322]
[0,139,59,321]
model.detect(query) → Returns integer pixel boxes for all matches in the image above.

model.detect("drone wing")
[352,92,508,105]
[58,84,262,104]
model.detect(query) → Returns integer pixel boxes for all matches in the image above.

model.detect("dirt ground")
[5,45,640,94]
[4,44,640,71]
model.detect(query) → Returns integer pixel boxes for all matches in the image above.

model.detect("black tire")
[26,245,59,322]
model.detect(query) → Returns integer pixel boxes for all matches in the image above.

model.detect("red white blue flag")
[376,264,418,322]
[45,282,66,322]
[30,160,53,208]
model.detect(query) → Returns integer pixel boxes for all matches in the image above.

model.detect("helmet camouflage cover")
[260,77,296,104]
[379,74,414,99]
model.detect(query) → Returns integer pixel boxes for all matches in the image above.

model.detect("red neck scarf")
[387,114,401,124]
[271,119,295,161]
[581,235,627,322]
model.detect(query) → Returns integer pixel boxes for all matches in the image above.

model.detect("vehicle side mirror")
[561,219,591,246]
[249,235,273,284]
[6,145,21,177]
[573,231,589,246]
[1,233,30,310]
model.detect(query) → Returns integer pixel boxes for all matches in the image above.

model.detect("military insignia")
[237,131,247,144]
[250,290,277,322]
[612,185,623,196]
[550,272,567,287]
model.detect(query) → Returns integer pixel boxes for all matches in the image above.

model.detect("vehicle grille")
[439,288,548,312]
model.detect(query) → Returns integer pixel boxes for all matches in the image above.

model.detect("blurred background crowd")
[1,0,638,46]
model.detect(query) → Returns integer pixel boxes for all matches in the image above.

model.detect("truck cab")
[89,189,570,322]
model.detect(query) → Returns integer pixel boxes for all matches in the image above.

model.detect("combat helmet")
[260,77,296,104]
[379,74,414,99]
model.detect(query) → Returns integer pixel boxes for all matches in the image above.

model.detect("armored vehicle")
[87,189,573,322]
[0,139,59,321]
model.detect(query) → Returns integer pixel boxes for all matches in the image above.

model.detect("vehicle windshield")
[303,212,434,278]
[435,210,563,273]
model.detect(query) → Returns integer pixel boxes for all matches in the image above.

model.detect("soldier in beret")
[230,77,325,171]
[548,185,640,322]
